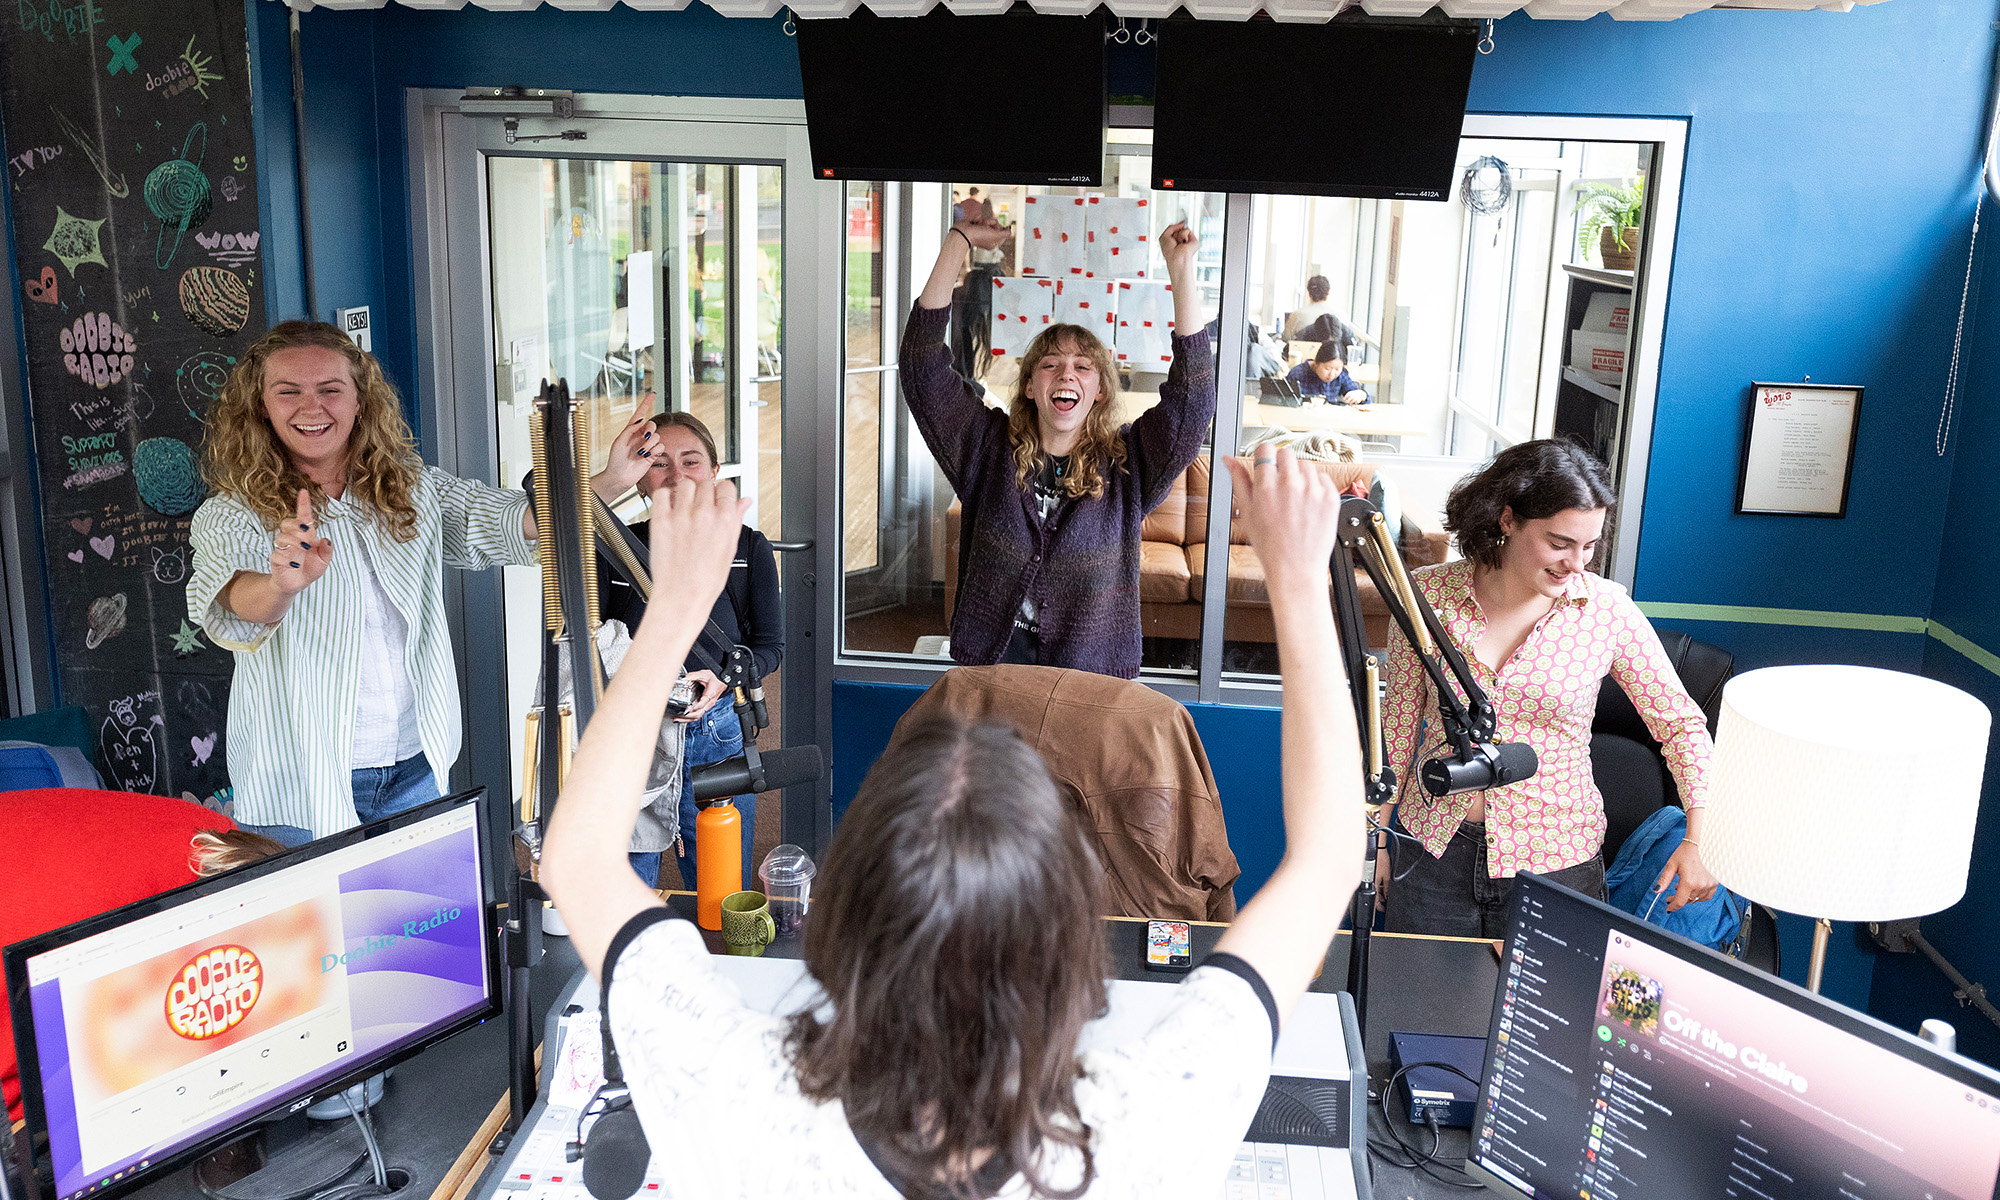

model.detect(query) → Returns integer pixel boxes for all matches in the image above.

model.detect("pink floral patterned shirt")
[1382,559,1712,878]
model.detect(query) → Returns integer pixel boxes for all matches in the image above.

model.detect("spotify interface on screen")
[1470,882,2000,1200]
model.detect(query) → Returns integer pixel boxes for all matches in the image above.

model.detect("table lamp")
[1699,664,1988,993]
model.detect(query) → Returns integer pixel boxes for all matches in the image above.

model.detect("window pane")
[755,164,784,541]
[685,164,734,459]
[836,154,1225,676]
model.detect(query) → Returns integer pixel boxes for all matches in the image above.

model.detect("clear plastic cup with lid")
[758,844,816,937]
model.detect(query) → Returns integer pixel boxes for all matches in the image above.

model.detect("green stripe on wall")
[1633,601,2000,682]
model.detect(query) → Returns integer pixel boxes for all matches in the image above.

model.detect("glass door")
[416,94,837,867]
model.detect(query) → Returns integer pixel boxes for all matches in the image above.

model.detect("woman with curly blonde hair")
[904,217,1215,678]
[187,321,646,843]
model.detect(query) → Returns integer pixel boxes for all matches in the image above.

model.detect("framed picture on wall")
[1735,382,1864,518]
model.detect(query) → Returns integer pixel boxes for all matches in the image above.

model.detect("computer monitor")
[4,791,498,1200]
[1469,876,2000,1199]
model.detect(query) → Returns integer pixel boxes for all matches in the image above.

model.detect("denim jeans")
[241,753,440,848]
[1383,818,1607,940]
[631,703,755,893]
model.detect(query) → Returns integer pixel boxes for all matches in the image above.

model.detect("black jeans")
[1383,819,1606,940]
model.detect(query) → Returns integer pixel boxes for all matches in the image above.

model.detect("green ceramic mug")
[720,890,776,956]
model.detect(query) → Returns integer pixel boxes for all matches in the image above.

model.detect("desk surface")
[123,897,1499,1200]
[1245,401,1433,438]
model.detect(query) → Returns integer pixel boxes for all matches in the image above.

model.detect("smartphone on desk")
[1144,920,1192,973]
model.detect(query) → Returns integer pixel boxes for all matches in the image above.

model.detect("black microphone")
[1419,740,1538,797]
[689,745,825,803]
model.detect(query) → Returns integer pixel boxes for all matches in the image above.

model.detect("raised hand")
[952,216,1008,252]
[1160,220,1199,282]
[595,411,657,499]
[1224,447,1340,590]
[645,475,750,623]
[270,489,333,596]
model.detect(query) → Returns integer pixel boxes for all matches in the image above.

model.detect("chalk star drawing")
[44,206,106,276]
[51,107,129,199]
[171,619,203,655]
[179,37,223,100]
[106,33,141,76]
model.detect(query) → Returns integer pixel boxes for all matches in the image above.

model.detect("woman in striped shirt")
[187,321,644,843]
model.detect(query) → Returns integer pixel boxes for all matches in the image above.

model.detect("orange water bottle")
[695,800,743,930]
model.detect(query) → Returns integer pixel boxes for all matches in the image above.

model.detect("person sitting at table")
[1281,275,1362,352]
[537,448,1363,1200]
[1286,342,1370,406]
[905,214,1216,679]
[1377,439,1717,939]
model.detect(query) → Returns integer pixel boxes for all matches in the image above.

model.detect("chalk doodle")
[105,31,140,75]
[43,205,106,276]
[8,144,59,178]
[62,429,125,489]
[66,549,83,563]
[179,36,222,100]
[86,592,128,648]
[191,731,216,767]
[70,517,92,534]
[100,692,162,794]
[176,349,234,422]
[15,0,101,45]
[171,617,204,655]
[178,265,249,336]
[51,106,129,199]
[133,437,204,514]
[122,284,151,307]
[150,544,188,584]
[231,155,246,173]
[218,176,240,203]
[23,265,57,304]
[89,533,114,558]
[59,312,136,387]
[144,123,211,269]
[194,230,259,267]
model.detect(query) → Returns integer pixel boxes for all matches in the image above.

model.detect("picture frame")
[1734,382,1864,518]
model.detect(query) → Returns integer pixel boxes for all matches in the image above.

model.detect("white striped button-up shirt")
[188,467,534,835]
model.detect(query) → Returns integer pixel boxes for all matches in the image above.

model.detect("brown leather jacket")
[889,665,1240,922]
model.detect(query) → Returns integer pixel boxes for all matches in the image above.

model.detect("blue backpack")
[1604,806,1745,953]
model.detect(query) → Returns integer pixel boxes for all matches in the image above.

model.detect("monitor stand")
[195,1118,375,1200]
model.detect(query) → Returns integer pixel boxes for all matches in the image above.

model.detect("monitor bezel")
[3,788,499,1200]
[1464,874,2000,1200]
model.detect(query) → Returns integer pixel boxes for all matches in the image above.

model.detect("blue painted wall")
[214,0,2000,1049]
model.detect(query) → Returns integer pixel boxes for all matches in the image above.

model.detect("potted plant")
[1573,176,1645,270]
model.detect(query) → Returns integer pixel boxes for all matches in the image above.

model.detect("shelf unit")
[1552,263,1635,473]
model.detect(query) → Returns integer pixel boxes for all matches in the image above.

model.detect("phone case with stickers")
[1144,920,1192,972]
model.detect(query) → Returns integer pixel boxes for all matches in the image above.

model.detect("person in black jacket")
[531,410,782,890]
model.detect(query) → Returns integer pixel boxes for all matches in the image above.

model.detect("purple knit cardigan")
[901,303,1216,679]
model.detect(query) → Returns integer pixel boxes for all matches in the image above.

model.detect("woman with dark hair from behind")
[1378,439,1717,938]
[538,448,1362,1198]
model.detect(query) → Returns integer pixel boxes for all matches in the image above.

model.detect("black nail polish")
[301,542,311,549]
[300,523,309,531]
[289,562,301,568]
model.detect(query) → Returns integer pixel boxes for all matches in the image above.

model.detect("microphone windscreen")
[689,744,826,802]
[1492,741,1539,786]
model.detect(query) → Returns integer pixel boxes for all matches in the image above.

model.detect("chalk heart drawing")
[89,534,114,559]
[60,313,137,388]
[101,696,159,793]
[44,206,107,276]
[70,516,92,535]
[86,592,128,649]
[24,265,57,304]
[144,123,212,270]
[66,549,84,563]
[191,732,216,768]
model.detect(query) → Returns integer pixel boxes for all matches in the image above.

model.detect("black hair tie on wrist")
[953,227,974,254]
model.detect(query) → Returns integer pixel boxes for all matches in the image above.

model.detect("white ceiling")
[276,0,1894,23]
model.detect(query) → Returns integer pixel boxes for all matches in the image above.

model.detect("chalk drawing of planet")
[145,123,212,270]
[133,437,205,515]
[178,266,250,337]
[86,593,128,650]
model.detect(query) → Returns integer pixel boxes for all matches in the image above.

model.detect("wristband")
[952,227,974,255]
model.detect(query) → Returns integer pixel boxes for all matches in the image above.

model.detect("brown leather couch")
[945,457,1449,650]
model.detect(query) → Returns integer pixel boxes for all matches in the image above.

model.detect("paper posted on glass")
[1055,279,1115,337]
[1020,195,1088,279]
[1114,279,1174,369]
[1739,385,1859,515]
[1085,196,1147,279]
[989,276,1054,359]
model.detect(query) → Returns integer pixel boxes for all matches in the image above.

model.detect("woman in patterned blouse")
[1378,440,1718,938]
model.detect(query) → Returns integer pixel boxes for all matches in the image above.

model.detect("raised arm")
[1211,448,1364,1020]
[1128,221,1218,508]
[903,218,1010,493]
[539,475,752,980]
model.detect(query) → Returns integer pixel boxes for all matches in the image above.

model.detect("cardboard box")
[1570,328,1627,388]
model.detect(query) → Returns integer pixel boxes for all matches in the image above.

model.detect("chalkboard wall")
[4,0,266,800]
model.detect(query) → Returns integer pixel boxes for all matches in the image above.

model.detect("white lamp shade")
[1701,665,1988,922]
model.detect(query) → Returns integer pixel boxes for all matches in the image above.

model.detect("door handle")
[770,539,814,553]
